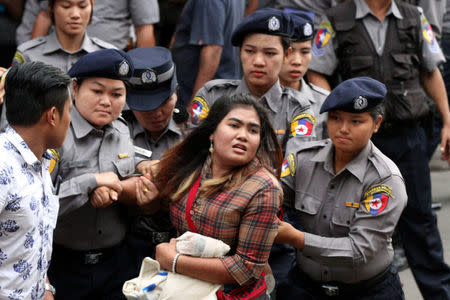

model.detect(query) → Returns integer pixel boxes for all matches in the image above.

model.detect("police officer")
[276,77,407,299]
[308,1,450,298]
[48,49,146,299]
[123,46,182,273]
[12,0,115,72]
[191,8,316,154]
[279,11,329,140]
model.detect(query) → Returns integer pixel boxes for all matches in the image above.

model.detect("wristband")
[45,283,56,295]
[172,253,181,273]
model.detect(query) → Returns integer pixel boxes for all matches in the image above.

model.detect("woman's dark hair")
[5,61,71,126]
[48,0,93,25]
[239,33,292,54]
[157,93,282,201]
[367,103,384,121]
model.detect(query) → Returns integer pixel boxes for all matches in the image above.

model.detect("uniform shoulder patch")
[290,112,316,137]
[420,14,439,53]
[363,184,393,215]
[91,37,117,50]
[12,51,25,66]
[281,153,296,178]
[191,95,210,125]
[313,20,335,56]
[48,149,60,174]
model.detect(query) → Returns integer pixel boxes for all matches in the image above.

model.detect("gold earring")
[209,140,214,153]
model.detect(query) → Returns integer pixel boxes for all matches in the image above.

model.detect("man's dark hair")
[5,61,71,126]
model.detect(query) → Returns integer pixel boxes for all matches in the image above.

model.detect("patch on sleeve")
[191,95,210,125]
[290,113,316,137]
[421,15,439,53]
[312,21,335,56]
[12,51,24,66]
[281,153,296,178]
[363,185,393,215]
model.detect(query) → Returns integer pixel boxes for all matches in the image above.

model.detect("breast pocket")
[112,157,135,178]
[391,53,419,80]
[330,204,357,237]
[293,192,322,232]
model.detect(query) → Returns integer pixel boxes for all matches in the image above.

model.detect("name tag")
[118,152,130,159]
[274,129,285,135]
[133,146,152,159]
[345,202,360,208]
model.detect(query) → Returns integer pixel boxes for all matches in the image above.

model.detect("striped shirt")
[170,160,282,285]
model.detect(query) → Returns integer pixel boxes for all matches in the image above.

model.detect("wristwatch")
[45,283,56,296]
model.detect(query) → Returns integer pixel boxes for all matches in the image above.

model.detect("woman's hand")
[136,160,160,177]
[136,174,159,206]
[155,238,178,271]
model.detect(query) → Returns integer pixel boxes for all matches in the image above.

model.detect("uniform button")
[301,205,305,209]
[323,215,327,219]
[98,230,102,235]
[346,220,350,225]
[155,143,159,148]
[330,184,335,189]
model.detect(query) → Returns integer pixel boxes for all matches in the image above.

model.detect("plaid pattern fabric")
[170,160,282,285]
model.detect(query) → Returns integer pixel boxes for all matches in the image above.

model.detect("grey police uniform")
[281,140,407,282]
[129,118,183,162]
[295,78,329,140]
[13,31,116,73]
[51,107,136,250]
[402,0,446,41]
[191,79,316,153]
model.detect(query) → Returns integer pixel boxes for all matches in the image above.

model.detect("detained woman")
[138,94,283,299]
[276,77,407,299]
[190,8,316,153]
[48,49,149,300]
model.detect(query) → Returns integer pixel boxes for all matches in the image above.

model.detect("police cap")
[289,11,314,42]
[68,49,134,80]
[320,77,387,114]
[126,47,177,111]
[231,8,294,46]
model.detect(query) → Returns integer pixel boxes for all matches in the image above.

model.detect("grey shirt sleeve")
[129,0,160,25]
[309,15,339,76]
[418,8,446,72]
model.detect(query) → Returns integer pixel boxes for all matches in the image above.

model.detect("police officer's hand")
[440,125,450,162]
[94,172,123,194]
[136,174,159,206]
[155,238,178,271]
[136,160,160,177]
[275,218,305,250]
[90,186,118,208]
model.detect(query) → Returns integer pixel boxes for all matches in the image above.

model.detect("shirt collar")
[4,126,41,165]
[298,79,315,104]
[235,79,282,113]
[130,117,182,142]
[43,31,94,54]
[355,0,403,20]
[71,106,113,139]
[311,139,371,182]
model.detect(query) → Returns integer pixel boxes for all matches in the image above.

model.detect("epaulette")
[309,83,330,96]
[16,37,46,52]
[296,139,328,154]
[114,114,130,133]
[91,37,117,50]
[368,145,400,180]
[203,79,240,92]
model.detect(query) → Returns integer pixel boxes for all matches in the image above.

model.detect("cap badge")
[141,69,157,84]
[354,95,368,110]
[268,16,280,31]
[304,23,313,37]
[118,61,130,76]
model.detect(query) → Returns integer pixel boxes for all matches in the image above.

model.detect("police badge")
[268,16,280,31]
[354,95,368,110]
[118,61,130,76]
[141,69,157,84]
[304,23,313,37]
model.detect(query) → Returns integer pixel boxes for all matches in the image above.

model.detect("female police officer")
[191,8,316,153]
[48,49,148,300]
[276,77,407,299]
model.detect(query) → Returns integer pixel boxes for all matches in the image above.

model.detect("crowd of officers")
[1,0,450,299]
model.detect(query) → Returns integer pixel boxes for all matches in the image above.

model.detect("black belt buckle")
[84,252,103,265]
[321,284,339,296]
[152,232,170,244]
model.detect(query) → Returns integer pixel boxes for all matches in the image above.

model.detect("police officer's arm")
[135,24,156,47]
[191,45,223,100]
[302,176,407,266]
[420,68,450,161]
[31,9,51,40]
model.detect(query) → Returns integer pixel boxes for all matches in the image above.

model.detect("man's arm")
[307,70,332,91]
[421,68,450,160]
[134,24,156,48]
[191,44,223,100]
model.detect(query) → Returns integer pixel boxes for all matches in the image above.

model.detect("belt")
[53,244,120,265]
[130,230,172,244]
[298,265,392,297]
